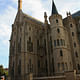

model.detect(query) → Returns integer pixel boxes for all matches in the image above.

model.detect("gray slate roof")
[52,0,58,15]
[72,11,80,18]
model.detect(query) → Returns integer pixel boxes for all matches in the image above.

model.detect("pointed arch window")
[75,51,78,57]
[38,60,40,68]
[72,32,74,36]
[44,39,46,55]
[70,24,73,27]
[18,60,21,75]
[57,39,60,46]
[58,63,60,71]
[18,38,21,53]
[65,63,68,70]
[74,42,76,48]
[50,37,53,52]
[56,19,58,23]
[78,64,80,70]
[57,28,60,33]
[62,63,64,71]
[29,59,32,72]
[61,39,63,46]
[27,37,33,52]
[54,40,56,47]
[60,50,63,56]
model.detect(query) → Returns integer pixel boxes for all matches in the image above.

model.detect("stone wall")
[30,71,80,80]
[33,76,65,80]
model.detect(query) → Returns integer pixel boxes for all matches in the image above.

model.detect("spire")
[52,0,58,15]
[44,12,48,24]
[18,0,22,11]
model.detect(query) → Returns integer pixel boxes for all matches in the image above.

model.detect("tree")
[0,65,4,76]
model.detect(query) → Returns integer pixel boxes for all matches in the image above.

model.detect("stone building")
[9,0,80,80]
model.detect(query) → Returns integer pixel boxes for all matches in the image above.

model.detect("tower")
[49,0,73,74]
[66,12,80,73]
[18,0,22,11]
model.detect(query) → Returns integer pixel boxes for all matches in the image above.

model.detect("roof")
[72,11,80,18]
[52,0,58,15]
[23,12,44,25]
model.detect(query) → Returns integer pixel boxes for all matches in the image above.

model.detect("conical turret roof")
[52,0,58,15]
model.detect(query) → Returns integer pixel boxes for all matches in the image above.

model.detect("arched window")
[65,63,68,70]
[37,40,39,50]
[57,39,60,46]
[56,19,58,23]
[60,50,63,56]
[38,60,40,68]
[54,40,56,47]
[72,32,74,36]
[50,37,53,52]
[44,39,46,54]
[18,60,21,75]
[52,58,55,72]
[77,64,80,70]
[58,63,60,71]
[75,51,78,57]
[74,42,76,48]
[29,59,32,72]
[27,37,33,52]
[29,37,31,41]
[18,38,21,53]
[45,60,48,72]
[27,64,29,73]
[57,28,60,33]
[62,63,64,71]
[61,39,63,46]
[70,24,73,27]
[29,27,31,31]
[11,62,14,76]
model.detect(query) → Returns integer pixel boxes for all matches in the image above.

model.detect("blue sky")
[0,0,80,68]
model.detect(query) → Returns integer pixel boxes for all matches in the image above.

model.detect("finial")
[66,12,68,17]
[66,12,71,17]
[44,12,47,17]
[18,0,22,11]
[69,12,71,16]
[79,20,80,24]
[44,12,48,24]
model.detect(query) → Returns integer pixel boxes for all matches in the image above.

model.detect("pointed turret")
[52,0,58,15]
[18,0,22,11]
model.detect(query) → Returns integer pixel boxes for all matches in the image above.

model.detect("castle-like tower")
[9,0,80,80]
[49,1,73,73]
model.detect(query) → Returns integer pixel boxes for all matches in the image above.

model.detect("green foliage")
[0,65,4,76]
[4,70,8,77]
[0,65,8,77]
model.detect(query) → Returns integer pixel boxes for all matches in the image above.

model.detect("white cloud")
[56,0,80,17]
[0,6,17,46]
[12,0,51,21]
